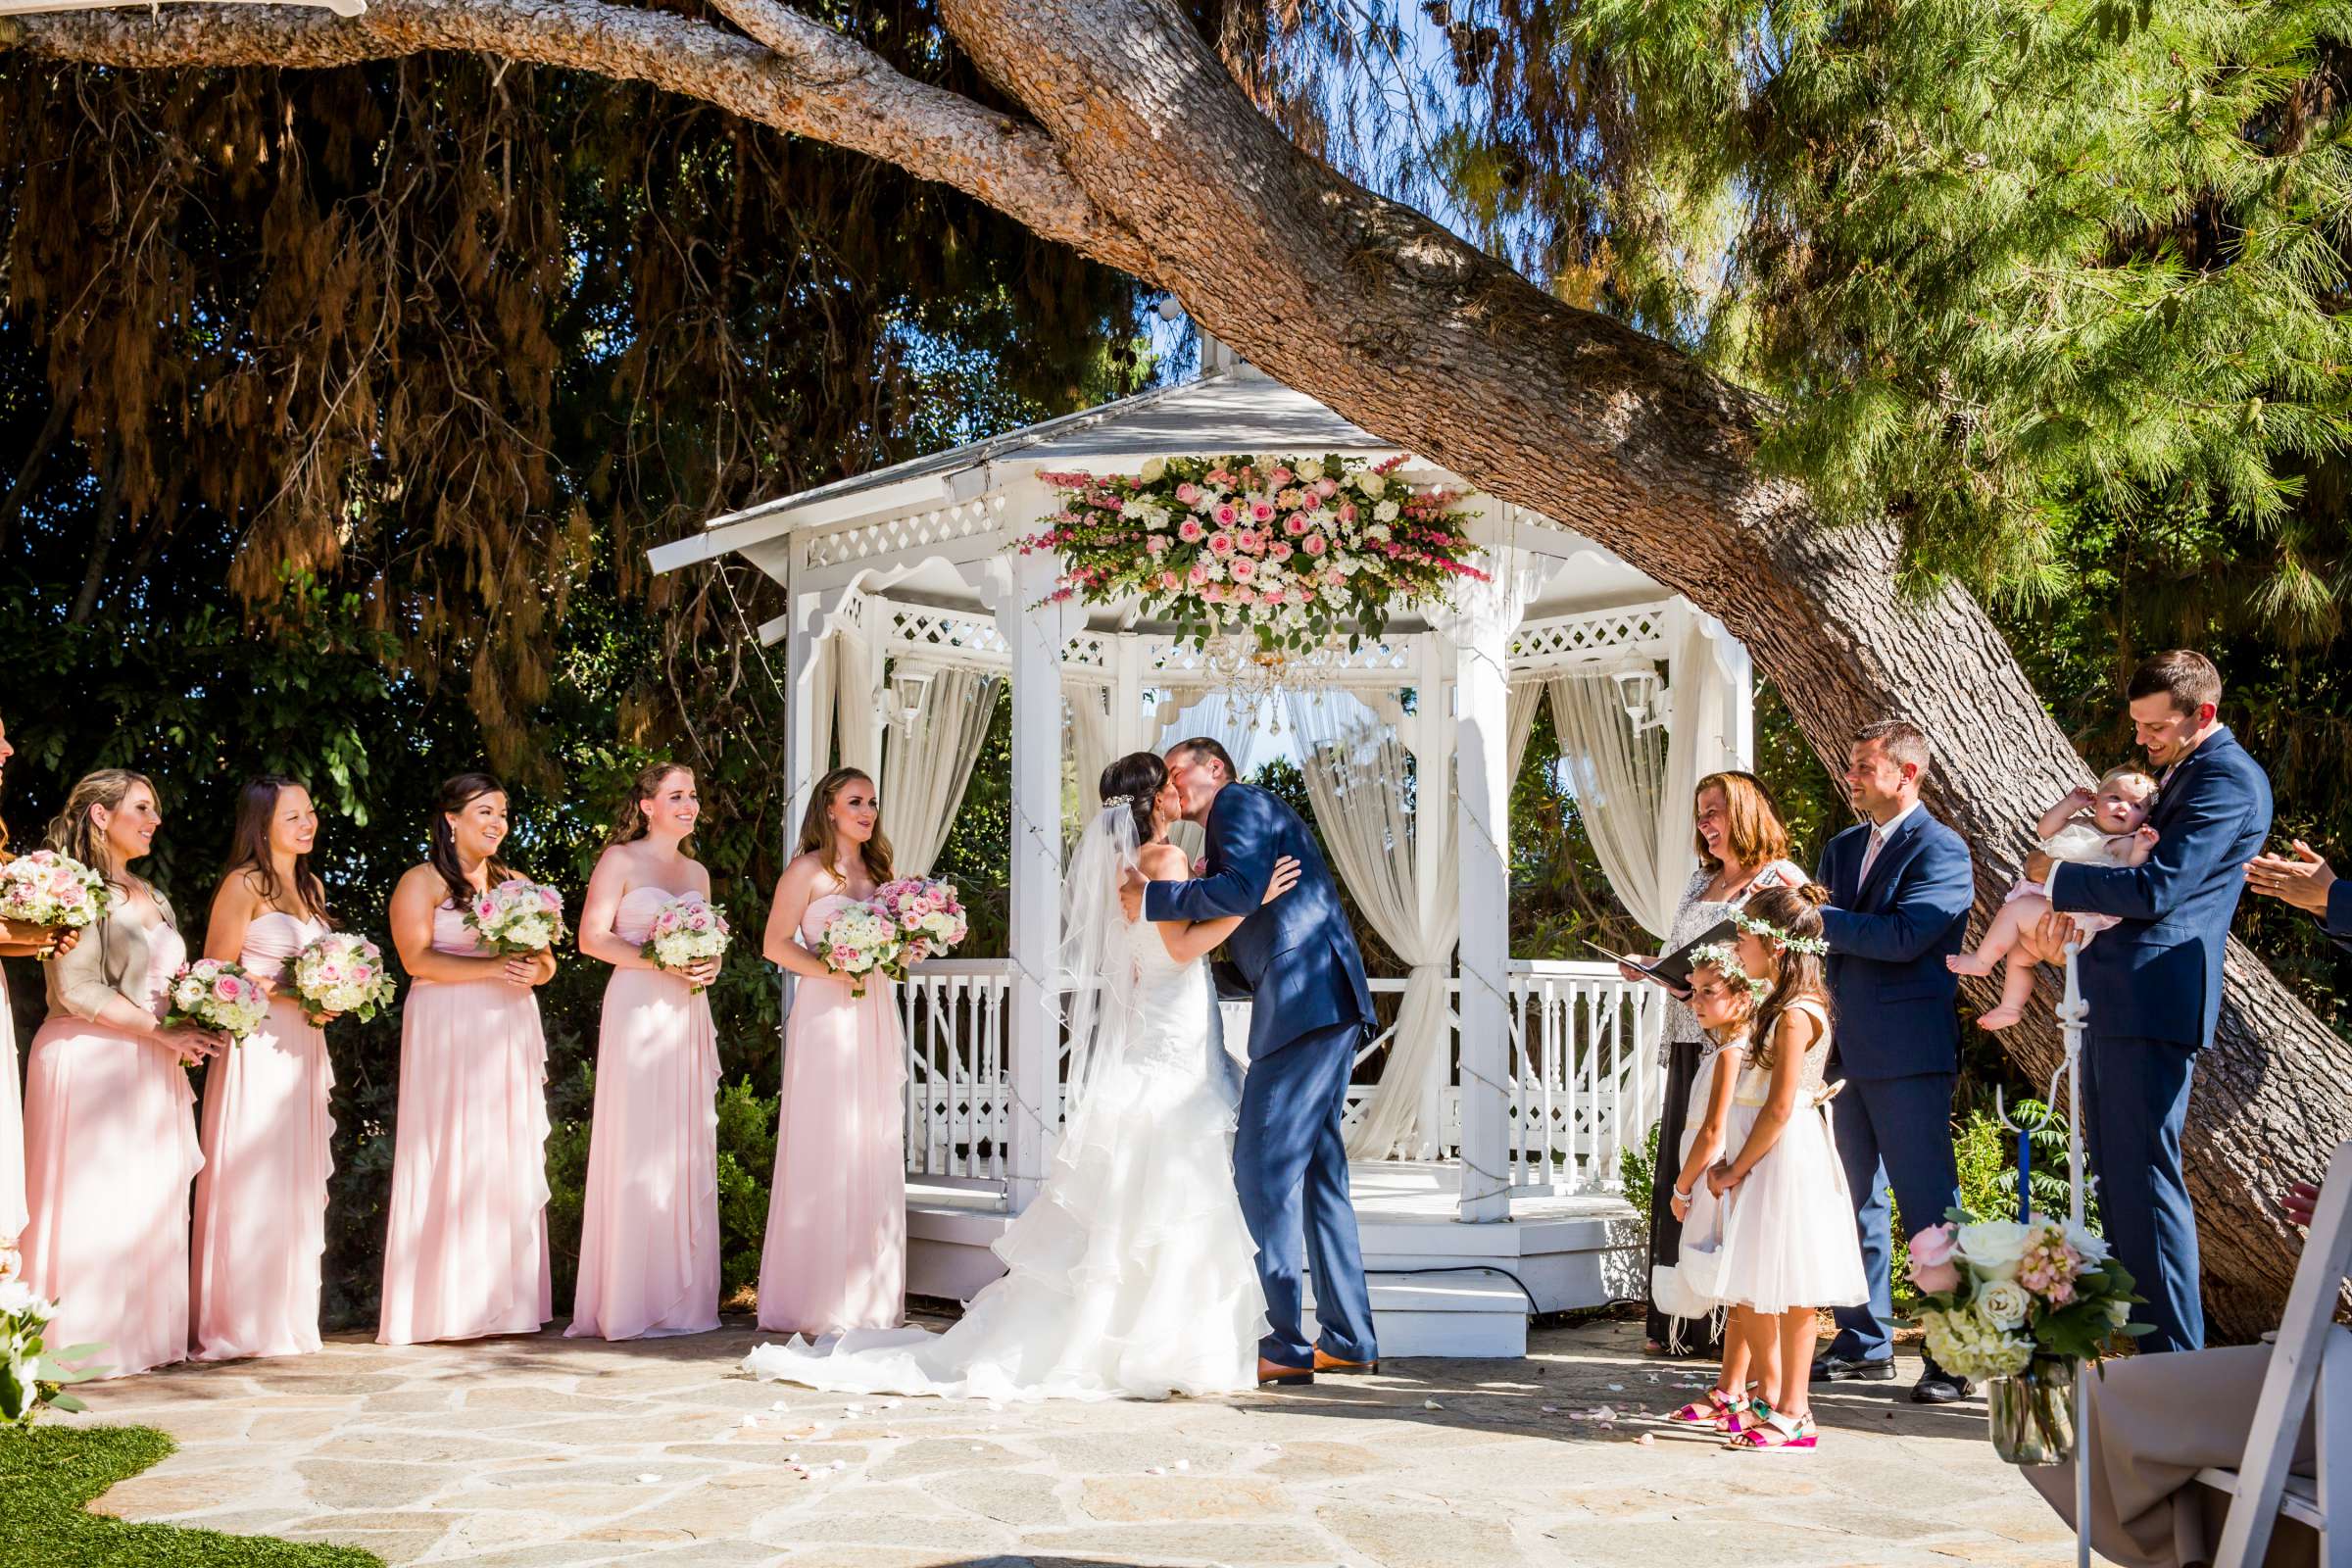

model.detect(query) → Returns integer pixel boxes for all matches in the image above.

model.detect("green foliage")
[1619,1118,1659,1221]
[0,1425,376,1566]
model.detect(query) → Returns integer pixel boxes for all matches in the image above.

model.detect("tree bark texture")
[14,0,2345,1338]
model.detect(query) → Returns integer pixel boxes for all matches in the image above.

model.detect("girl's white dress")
[1708,999,1869,1314]
[1660,1031,1747,1327]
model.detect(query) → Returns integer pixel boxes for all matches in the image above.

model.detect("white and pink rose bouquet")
[1909,1211,2146,1381]
[642,892,731,992]
[464,877,567,956]
[870,877,968,968]
[814,900,896,999]
[1017,453,1487,654]
[292,931,398,1023]
[165,957,271,1041]
[0,850,110,948]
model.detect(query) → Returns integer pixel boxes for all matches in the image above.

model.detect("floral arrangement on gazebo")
[1018,453,1487,652]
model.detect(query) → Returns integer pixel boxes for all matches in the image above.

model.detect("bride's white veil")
[1054,800,1146,1148]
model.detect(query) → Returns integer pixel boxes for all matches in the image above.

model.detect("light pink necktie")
[1857,825,1888,888]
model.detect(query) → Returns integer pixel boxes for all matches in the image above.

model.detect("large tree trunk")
[14,0,2347,1339]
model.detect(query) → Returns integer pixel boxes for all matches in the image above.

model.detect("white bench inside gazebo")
[652,353,1758,1356]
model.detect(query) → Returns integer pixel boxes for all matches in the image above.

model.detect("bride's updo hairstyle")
[1098,752,1168,842]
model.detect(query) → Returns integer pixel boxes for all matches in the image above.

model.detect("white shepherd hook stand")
[1995,939,2095,1568]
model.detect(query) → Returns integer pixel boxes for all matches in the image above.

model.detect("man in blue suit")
[1813,719,1978,1402]
[2024,649,2273,1354]
[1122,737,1379,1386]
[2245,839,2352,953]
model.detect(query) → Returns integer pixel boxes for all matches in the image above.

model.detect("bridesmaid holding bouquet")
[378,772,559,1346]
[22,770,227,1376]
[756,767,906,1336]
[189,776,337,1361]
[565,760,722,1342]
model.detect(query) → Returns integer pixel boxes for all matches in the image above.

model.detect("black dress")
[1645,1034,1723,1356]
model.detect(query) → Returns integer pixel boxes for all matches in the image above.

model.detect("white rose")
[1146,508,1172,531]
[1356,471,1385,497]
[1366,523,1391,542]
[1958,1218,2033,1281]
[2061,1219,2110,1269]
[1374,499,1400,522]
[1139,457,1167,483]
[0,1280,32,1314]
[1977,1280,2032,1331]
[1296,459,1324,480]
[2105,1298,2132,1327]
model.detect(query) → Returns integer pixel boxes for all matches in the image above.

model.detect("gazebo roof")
[650,367,1413,577]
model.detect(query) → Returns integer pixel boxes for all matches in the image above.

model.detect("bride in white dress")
[742,750,1298,1401]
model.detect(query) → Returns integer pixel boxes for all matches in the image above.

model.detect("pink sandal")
[1666,1388,1739,1425]
[1726,1407,1817,1450]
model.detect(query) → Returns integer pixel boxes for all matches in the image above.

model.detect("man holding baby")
[2020,649,2273,1353]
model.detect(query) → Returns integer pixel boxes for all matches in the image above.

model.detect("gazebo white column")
[999,550,1067,1213]
[1404,635,1452,1162]
[1448,543,1521,1223]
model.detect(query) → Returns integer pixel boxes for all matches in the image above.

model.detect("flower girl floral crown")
[1686,942,1771,1004]
[1731,908,1830,956]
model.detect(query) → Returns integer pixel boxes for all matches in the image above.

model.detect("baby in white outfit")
[1946,766,2160,1030]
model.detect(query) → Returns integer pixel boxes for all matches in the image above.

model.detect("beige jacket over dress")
[43,887,177,1021]
[2027,1343,2318,1568]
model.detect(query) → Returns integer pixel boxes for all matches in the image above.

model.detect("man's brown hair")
[1170,736,1240,782]
[1851,718,1932,776]
[2126,649,2223,717]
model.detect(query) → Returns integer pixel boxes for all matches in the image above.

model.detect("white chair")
[2200,1135,2352,1567]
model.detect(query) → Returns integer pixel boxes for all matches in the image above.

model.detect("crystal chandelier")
[1193,632,1351,732]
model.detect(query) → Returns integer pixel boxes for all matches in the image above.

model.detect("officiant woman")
[1620,771,1806,1355]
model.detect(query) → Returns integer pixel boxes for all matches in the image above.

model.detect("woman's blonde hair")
[47,767,159,886]
[1693,769,1791,874]
[607,760,693,849]
[796,768,894,885]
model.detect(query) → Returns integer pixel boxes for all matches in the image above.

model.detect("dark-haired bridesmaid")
[377,772,558,1346]
[565,761,721,1342]
[190,776,337,1361]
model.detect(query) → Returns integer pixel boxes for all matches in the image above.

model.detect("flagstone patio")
[61,1313,2075,1568]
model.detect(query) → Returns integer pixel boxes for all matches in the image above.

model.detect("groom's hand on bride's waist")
[1119,863,1147,922]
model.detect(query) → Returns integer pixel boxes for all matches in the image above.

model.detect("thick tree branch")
[1,0,1154,276]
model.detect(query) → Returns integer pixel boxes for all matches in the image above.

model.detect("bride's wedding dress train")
[742,910,1265,1401]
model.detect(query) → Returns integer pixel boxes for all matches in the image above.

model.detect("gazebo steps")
[906,1159,1647,1359]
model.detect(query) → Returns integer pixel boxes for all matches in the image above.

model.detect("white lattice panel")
[1510,606,1670,671]
[885,605,1009,660]
[805,498,1008,568]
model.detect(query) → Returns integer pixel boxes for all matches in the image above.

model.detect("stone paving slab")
[59,1314,2074,1567]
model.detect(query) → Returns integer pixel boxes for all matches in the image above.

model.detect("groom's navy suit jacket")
[1143,782,1376,1060]
[2051,725,2271,1049]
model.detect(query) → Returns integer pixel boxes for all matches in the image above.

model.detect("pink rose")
[1213,502,1240,526]
[1908,1224,1962,1295]
[1177,517,1203,542]
[1268,541,1294,564]
[1146,533,1170,556]
[1260,587,1285,606]
[1340,502,1358,523]
[1209,531,1236,556]
[1302,534,1328,556]
[1230,559,1256,583]
[1200,582,1225,603]
[1284,514,1309,536]
[1269,466,1294,487]
[1175,482,1201,505]
[1315,476,1338,497]
[1250,500,1276,523]
[1188,563,1209,585]
[214,976,240,1003]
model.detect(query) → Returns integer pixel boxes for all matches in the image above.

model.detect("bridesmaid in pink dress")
[0,709,91,1260]
[565,760,722,1341]
[189,776,337,1360]
[756,766,907,1335]
[21,769,228,1377]
[377,772,559,1346]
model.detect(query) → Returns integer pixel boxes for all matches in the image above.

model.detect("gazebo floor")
[907,1160,1645,1359]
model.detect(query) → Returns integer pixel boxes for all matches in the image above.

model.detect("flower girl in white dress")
[742,752,1298,1401]
[1703,882,1868,1450]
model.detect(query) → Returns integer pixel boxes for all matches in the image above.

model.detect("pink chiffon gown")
[376,904,552,1346]
[565,885,720,1341]
[189,911,335,1360]
[1,958,22,1250]
[21,911,203,1378]
[756,890,907,1335]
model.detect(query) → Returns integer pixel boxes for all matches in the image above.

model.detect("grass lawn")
[0,1424,378,1566]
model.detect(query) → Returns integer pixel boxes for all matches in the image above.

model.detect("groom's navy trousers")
[1146,781,1379,1369]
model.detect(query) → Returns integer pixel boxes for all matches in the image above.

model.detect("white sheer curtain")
[1286,692,1458,1160]
[832,619,881,777]
[1064,677,1117,829]
[806,628,839,781]
[879,663,1003,876]
[1507,676,1544,783]
[1544,669,1679,938]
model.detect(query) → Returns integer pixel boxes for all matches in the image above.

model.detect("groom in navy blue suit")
[2024,649,2273,1353]
[1126,738,1380,1385]
[1812,718,1978,1402]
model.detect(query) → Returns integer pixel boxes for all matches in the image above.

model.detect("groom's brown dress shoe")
[1258,1356,1314,1387]
[1312,1348,1379,1375]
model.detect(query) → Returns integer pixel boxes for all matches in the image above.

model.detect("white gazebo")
[652,356,1755,1356]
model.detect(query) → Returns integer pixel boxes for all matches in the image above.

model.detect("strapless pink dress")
[376,904,552,1346]
[565,885,720,1341]
[1,956,22,1249]
[21,919,203,1378]
[190,910,336,1360]
[756,891,907,1335]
